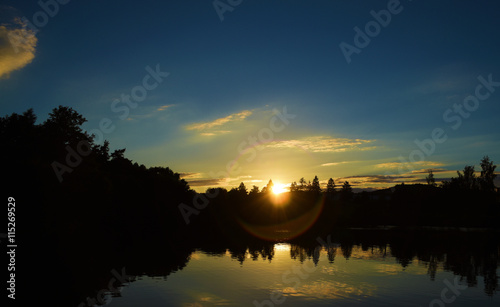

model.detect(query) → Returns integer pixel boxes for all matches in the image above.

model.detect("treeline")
[439,158,497,192]
[1,106,197,306]
[194,157,499,233]
[230,176,354,198]
[1,106,196,241]
[222,156,497,197]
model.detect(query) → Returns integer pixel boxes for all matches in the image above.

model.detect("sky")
[1,0,500,192]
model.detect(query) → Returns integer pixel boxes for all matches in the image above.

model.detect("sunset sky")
[1,0,500,192]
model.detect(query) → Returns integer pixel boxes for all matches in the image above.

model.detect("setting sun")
[272,183,288,195]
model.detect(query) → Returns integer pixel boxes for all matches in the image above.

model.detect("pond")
[104,230,500,307]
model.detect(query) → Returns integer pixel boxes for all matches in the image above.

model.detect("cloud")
[180,173,252,187]
[200,130,231,137]
[179,172,203,179]
[267,136,375,153]
[126,104,174,121]
[0,19,37,78]
[180,173,257,189]
[410,168,449,174]
[321,161,350,167]
[156,105,172,111]
[375,161,444,170]
[335,174,417,186]
[186,110,252,132]
[183,178,226,187]
[247,179,264,183]
[411,64,473,96]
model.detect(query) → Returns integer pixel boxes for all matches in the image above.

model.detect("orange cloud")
[186,110,252,131]
[0,20,37,78]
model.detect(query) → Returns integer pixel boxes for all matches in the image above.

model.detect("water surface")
[106,230,500,306]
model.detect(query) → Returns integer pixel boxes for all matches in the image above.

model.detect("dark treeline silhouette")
[1,106,197,306]
[192,160,499,238]
[1,107,499,305]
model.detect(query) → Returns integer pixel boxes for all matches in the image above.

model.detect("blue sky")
[1,0,500,191]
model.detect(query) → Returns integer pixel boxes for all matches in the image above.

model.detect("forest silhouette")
[1,106,499,305]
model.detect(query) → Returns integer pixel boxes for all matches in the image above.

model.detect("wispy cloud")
[126,104,174,121]
[336,169,455,187]
[180,173,257,188]
[375,161,444,171]
[336,175,416,186]
[0,19,37,78]
[410,168,449,174]
[186,110,252,132]
[411,64,474,96]
[321,161,350,167]
[156,105,172,112]
[200,130,231,137]
[267,136,375,153]
[183,178,226,187]
[179,172,203,179]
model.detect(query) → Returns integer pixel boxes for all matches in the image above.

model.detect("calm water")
[105,231,500,307]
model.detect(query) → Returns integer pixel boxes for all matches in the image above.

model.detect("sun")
[272,183,288,195]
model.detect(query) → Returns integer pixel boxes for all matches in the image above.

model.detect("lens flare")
[237,194,326,241]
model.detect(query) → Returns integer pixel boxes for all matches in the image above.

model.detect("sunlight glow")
[272,183,288,195]
[274,243,291,252]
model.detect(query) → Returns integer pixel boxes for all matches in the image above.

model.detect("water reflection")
[94,230,500,307]
[55,230,499,306]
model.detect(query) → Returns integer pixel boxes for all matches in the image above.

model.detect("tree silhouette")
[265,179,274,193]
[309,175,321,194]
[238,182,248,195]
[43,105,92,146]
[340,181,353,200]
[299,177,306,191]
[426,169,436,187]
[479,156,497,192]
[326,178,336,194]
[249,185,260,195]
[261,179,274,193]
[458,165,477,190]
